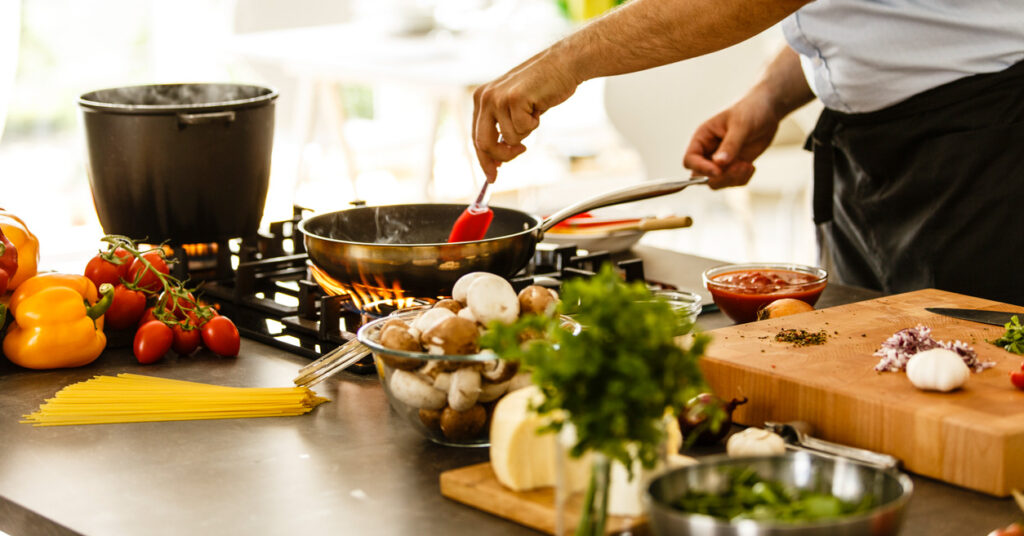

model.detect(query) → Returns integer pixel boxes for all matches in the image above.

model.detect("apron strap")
[806,109,839,225]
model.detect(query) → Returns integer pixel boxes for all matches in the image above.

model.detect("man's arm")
[472,0,812,181]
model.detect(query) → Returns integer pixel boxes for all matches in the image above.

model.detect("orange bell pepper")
[3,274,113,370]
[0,209,39,290]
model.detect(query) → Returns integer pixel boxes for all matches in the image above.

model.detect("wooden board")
[440,462,648,535]
[700,288,1024,496]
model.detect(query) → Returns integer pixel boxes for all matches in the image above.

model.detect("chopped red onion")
[873,325,994,373]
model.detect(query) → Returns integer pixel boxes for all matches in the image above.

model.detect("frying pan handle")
[539,177,709,232]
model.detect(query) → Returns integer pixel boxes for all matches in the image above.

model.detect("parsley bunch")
[991,315,1024,355]
[480,264,711,473]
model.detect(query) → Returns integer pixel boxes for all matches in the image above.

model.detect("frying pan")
[298,178,707,296]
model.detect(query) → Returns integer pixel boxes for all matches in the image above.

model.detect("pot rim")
[77,82,279,115]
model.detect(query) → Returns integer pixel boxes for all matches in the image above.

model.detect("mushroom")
[433,299,462,314]
[448,366,482,411]
[467,276,520,325]
[377,325,424,370]
[457,306,478,325]
[507,371,533,392]
[452,272,504,305]
[433,371,452,392]
[481,359,519,383]
[410,307,455,339]
[422,316,480,355]
[478,379,511,403]
[382,318,411,333]
[419,408,443,433]
[389,369,447,410]
[518,285,559,317]
[440,404,488,441]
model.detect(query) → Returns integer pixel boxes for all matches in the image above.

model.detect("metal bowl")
[646,452,913,535]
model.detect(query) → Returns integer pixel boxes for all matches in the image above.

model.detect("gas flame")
[180,242,218,257]
[308,263,424,312]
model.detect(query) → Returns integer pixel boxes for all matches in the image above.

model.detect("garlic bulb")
[905,348,969,392]
[726,427,787,457]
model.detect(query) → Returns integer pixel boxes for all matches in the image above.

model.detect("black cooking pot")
[79,83,278,244]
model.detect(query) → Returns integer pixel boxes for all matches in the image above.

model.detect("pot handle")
[539,177,708,232]
[178,110,236,127]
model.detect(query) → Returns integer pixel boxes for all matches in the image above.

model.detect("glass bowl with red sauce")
[702,263,828,323]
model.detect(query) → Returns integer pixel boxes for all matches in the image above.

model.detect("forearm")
[748,46,816,121]
[551,0,812,83]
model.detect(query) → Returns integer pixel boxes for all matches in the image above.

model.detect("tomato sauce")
[707,269,826,323]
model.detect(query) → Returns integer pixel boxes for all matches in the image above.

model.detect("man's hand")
[683,95,780,189]
[472,50,580,182]
[684,46,815,189]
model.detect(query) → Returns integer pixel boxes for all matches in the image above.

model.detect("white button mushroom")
[389,369,447,410]
[411,307,456,343]
[452,272,504,305]
[467,276,520,325]
[448,366,483,411]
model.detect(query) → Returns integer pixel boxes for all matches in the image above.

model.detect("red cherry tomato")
[160,290,198,322]
[134,320,174,364]
[84,247,134,288]
[128,250,169,292]
[989,523,1024,536]
[138,306,159,328]
[172,323,202,355]
[105,284,148,330]
[1011,370,1024,391]
[201,316,240,357]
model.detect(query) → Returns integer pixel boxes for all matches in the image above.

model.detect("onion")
[679,393,749,447]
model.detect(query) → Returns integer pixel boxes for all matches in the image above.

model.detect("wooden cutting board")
[439,462,648,535]
[700,288,1024,496]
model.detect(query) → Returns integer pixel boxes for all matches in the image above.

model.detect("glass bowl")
[702,263,827,324]
[357,308,581,447]
[653,289,703,333]
[646,451,912,535]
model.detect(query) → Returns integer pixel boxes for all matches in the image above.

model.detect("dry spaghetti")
[21,373,329,426]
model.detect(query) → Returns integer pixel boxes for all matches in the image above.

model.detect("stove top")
[174,208,670,373]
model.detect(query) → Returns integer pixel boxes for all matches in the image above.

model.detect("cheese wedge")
[489,386,590,492]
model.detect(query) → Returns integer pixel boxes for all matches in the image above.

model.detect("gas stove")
[173,207,668,373]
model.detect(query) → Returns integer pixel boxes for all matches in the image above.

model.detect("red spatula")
[447,180,494,242]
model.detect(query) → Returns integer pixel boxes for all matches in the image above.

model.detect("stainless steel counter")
[0,246,1018,535]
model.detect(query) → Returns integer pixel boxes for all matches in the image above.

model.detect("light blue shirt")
[782,0,1024,113]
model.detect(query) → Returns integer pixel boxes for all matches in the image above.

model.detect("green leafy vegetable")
[479,264,711,473]
[991,316,1024,355]
[670,466,876,522]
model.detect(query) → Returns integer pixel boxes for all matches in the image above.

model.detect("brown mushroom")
[419,408,443,432]
[422,316,480,355]
[377,325,424,370]
[411,307,456,340]
[433,299,462,314]
[440,404,488,441]
[518,285,559,317]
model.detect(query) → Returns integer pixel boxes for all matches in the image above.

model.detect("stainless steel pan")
[298,178,707,296]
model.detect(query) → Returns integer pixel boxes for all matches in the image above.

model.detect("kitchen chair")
[602,27,819,262]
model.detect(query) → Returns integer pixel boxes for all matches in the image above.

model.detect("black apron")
[807,60,1024,306]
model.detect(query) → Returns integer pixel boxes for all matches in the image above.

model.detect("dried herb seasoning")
[775,328,829,346]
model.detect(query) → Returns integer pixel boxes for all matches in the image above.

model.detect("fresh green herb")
[480,265,711,535]
[991,316,1024,355]
[670,466,877,522]
[775,328,828,347]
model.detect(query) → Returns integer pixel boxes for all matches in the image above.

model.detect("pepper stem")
[87,283,115,321]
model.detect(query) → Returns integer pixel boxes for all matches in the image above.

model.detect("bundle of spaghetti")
[21,373,330,426]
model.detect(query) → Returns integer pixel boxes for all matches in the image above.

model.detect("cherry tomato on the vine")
[84,247,134,288]
[134,320,174,364]
[128,250,169,292]
[105,284,148,330]
[201,315,240,357]
[138,306,159,328]
[172,323,202,355]
[160,290,198,322]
